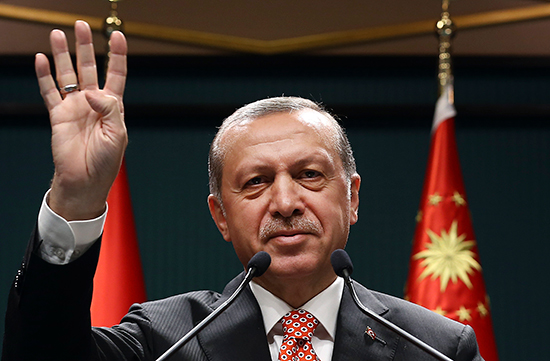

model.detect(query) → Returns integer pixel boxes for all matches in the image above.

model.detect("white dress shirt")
[37,191,344,360]
[250,278,344,361]
[37,190,106,265]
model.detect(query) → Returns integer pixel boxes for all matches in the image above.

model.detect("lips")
[268,232,311,248]
[268,231,311,244]
[270,229,309,238]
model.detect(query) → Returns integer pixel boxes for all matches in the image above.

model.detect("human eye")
[241,175,271,198]
[245,176,265,187]
[296,168,327,191]
[301,170,322,179]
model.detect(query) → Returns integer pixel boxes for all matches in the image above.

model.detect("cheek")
[312,195,351,244]
[316,192,350,223]
[225,200,266,240]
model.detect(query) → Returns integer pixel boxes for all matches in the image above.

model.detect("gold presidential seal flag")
[405,85,499,361]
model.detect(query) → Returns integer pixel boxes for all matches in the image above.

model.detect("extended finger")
[35,53,62,111]
[104,30,127,98]
[50,29,78,88]
[75,21,98,91]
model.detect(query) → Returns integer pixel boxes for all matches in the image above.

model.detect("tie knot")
[281,309,319,341]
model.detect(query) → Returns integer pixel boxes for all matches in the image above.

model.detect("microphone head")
[331,249,353,278]
[247,251,271,277]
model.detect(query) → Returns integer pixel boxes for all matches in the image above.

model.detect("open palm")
[35,21,128,221]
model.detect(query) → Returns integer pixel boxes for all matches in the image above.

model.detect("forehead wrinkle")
[241,131,308,152]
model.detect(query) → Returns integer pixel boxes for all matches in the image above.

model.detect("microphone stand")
[341,268,453,361]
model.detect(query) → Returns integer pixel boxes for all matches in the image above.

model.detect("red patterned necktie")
[278,309,320,361]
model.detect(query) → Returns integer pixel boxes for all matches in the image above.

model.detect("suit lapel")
[197,273,272,361]
[332,282,399,361]
[195,274,400,361]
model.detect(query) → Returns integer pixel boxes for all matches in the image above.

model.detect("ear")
[208,194,232,242]
[349,174,361,225]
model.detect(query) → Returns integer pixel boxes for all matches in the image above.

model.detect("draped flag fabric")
[90,160,147,327]
[405,85,499,361]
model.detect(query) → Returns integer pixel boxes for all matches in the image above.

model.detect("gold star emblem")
[416,210,423,223]
[452,192,466,206]
[433,307,447,316]
[477,302,488,318]
[456,306,472,322]
[413,220,482,292]
[429,193,443,206]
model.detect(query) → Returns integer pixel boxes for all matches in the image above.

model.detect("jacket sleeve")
[2,226,101,361]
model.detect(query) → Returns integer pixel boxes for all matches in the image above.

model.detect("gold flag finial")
[103,0,124,77]
[436,0,455,101]
[104,0,123,38]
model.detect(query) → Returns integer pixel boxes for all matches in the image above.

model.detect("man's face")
[208,109,360,285]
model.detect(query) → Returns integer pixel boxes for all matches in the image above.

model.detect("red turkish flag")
[405,85,499,360]
[90,159,147,327]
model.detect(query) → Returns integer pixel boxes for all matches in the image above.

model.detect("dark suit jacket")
[3,230,483,360]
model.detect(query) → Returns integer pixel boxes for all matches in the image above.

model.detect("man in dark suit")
[2,21,483,361]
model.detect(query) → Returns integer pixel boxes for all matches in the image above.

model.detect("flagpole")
[103,0,123,78]
[436,0,454,103]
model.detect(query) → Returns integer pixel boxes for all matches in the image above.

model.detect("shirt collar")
[249,277,344,340]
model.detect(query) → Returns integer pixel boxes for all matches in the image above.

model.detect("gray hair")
[208,96,356,202]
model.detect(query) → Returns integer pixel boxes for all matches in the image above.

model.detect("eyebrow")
[237,151,335,177]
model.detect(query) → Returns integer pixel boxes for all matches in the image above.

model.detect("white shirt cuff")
[37,190,107,265]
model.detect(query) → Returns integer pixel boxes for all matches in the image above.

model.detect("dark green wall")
[1,56,549,360]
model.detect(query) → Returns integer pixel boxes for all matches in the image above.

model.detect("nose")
[268,175,305,218]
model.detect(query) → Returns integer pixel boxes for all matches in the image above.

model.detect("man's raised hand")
[35,21,128,221]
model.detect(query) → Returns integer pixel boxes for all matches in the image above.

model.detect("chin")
[268,255,325,279]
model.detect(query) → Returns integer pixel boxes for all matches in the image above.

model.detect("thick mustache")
[260,216,322,242]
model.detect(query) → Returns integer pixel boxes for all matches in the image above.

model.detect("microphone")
[155,251,271,361]
[245,251,271,278]
[330,248,353,279]
[330,249,453,361]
